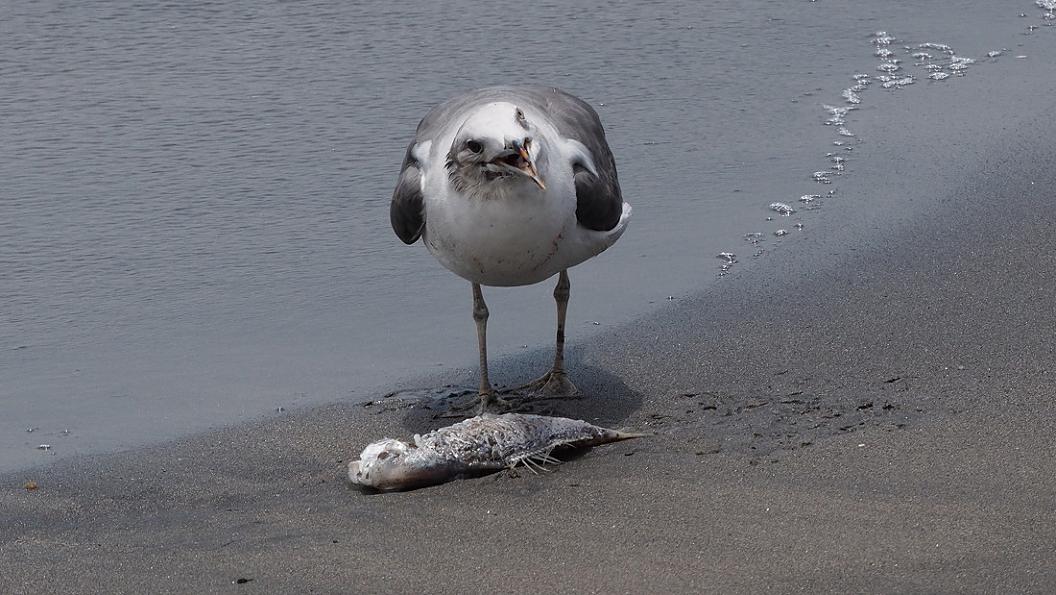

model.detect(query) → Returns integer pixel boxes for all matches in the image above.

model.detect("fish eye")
[466,140,483,154]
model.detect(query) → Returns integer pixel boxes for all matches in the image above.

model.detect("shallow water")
[1,0,1051,471]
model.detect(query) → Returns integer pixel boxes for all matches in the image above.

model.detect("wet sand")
[5,30,1056,595]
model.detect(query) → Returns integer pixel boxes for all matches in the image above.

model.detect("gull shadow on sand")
[363,345,645,437]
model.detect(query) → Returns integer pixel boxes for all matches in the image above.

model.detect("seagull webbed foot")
[513,370,579,399]
[476,390,514,415]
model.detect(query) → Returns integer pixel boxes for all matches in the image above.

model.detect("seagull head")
[447,102,546,195]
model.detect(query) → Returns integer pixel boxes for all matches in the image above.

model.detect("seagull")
[390,85,631,409]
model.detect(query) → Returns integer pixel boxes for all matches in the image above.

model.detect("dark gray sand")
[5,43,1056,595]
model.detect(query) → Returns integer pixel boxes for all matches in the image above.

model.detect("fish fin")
[520,459,540,474]
[515,455,555,474]
[537,455,561,466]
[537,446,562,466]
[530,455,561,467]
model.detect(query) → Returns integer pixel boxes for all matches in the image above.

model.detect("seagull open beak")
[491,145,546,190]
[517,146,546,191]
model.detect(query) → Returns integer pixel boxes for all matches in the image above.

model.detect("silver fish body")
[348,413,639,491]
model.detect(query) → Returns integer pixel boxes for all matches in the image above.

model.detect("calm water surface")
[0,0,1039,469]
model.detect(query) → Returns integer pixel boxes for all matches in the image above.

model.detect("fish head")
[348,438,452,491]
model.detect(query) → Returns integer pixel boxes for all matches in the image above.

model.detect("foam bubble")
[918,42,952,52]
[948,55,976,74]
[769,202,795,216]
[928,72,950,81]
[881,76,915,89]
[822,104,852,126]
[717,252,736,274]
[872,32,895,46]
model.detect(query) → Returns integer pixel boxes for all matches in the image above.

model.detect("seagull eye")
[466,140,483,154]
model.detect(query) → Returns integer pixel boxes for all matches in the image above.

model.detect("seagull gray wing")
[390,141,425,244]
[391,93,490,244]
[518,86,625,232]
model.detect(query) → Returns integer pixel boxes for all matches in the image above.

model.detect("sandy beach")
[5,5,1056,594]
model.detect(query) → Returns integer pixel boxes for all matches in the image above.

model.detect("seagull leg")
[472,283,509,412]
[548,269,577,392]
[513,270,579,398]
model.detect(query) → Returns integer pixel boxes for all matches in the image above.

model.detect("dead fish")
[348,413,642,491]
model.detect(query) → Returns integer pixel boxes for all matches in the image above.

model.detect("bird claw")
[510,370,579,399]
[476,391,514,415]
